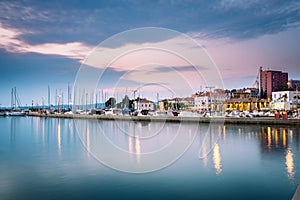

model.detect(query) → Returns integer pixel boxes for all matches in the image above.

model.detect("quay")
[27,112,300,126]
[293,185,300,200]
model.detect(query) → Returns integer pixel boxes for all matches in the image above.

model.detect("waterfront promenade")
[27,112,300,126]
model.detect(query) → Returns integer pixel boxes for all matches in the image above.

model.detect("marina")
[1,1,300,199]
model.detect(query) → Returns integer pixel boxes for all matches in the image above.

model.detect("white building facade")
[137,99,154,110]
[194,93,228,111]
[272,91,299,110]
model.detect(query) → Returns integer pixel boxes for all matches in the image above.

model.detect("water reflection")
[41,118,45,144]
[223,126,226,141]
[259,126,298,182]
[35,117,39,140]
[81,120,91,157]
[201,144,208,167]
[285,148,294,181]
[75,119,198,173]
[198,124,224,174]
[213,144,222,175]
[135,136,141,164]
[128,136,133,159]
[57,119,61,155]
[260,127,292,152]
[267,127,272,150]
[275,128,279,147]
[2,117,300,199]
[10,117,17,144]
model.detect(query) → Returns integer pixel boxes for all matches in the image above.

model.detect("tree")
[105,97,116,108]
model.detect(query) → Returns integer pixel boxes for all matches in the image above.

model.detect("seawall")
[26,113,300,126]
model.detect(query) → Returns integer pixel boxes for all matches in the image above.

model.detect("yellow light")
[267,127,272,149]
[285,149,294,181]
[275,129,279,146]
[213,144,222,175]
[283,128,287,148]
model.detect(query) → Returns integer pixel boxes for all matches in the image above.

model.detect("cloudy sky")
[0,0,300,107]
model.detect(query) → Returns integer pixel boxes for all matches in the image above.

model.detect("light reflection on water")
[0,116,299,200]
[213,144,222,175]
[285,149,294,181]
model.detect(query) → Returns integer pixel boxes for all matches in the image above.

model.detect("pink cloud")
[0,22,92,59]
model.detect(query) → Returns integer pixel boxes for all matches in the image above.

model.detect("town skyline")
[2,66,298,111]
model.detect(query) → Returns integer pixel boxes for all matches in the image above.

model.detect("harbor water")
[0,116,299,199]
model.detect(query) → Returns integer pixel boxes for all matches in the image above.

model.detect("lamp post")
[296,84,298,110]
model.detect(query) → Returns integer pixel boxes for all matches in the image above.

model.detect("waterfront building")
[225,88,271,111]
[158,97,194,110]
[231,91,251,99]
[194,93,210,111]
[158,101,165,111]
[225,98,270,112]
[194,91,228,112]
[244,88,260,98]
[272,91,299,110]
[259,67,288,98]
[137,98,154,110]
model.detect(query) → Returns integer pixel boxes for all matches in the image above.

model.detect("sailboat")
[6,87,26,116]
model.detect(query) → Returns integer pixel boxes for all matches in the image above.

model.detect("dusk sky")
[1,0,300,107]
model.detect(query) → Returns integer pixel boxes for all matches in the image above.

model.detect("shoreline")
[26,112,300,126]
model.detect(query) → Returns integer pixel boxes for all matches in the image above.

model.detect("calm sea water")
[0,116,299,200]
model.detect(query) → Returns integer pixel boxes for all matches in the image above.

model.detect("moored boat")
[7,87,26,116]
[8,109,26,116]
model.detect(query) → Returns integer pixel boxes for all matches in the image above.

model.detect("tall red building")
[259,67,288,98]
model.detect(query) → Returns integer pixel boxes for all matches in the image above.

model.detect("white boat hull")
[6,111,26,116]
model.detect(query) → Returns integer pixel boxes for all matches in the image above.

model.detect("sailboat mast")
[61,91,64,111]
[95,92,98,109]
[11,88,14,109]
[48,85,50,109]
[67,82,70,109]
[55,89,57,109]
[14,87,17,109]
